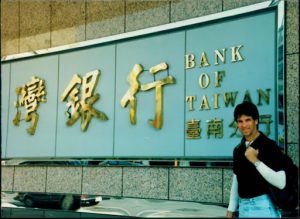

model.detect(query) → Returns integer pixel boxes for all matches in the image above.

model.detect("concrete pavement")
[77,197,227,217]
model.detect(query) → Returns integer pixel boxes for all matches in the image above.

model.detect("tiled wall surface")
[82,167,123,196]
[3,0,298,55]
[169,168,223,203]
[285,0,299,167]
[14,167,47,192]
[286,53,299,166]
[1,166,232,204]
[1,0,299,204]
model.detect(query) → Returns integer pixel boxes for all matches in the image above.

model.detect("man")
[226,101,286,218]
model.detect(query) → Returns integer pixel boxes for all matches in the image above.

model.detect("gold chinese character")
[206,118,223,139]
[140,62,176,129]
[121,62,176,129]
[259,114,273,136]
[186,119,201,139]
[61,70,108,132]
[229,119,242,138]
[13,76,47,135]
[120,64,143,125]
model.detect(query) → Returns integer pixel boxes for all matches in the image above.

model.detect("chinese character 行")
[120,64,143,125]
[229,114,273,138]
[259,114,273,136]
[228,119,242,138]
[121,62,176,129]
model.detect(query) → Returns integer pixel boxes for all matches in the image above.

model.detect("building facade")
[1,0,299,214]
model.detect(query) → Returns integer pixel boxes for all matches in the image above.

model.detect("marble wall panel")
[286,54,299,144]
[223,0,266,11]
[46,167,82,194]
[125,0,169,32]
[222,168,233,204]
[169,168,222,203]
[19,1,51,53]
[51,1,85,47]
[1,0,19,56]
[86,1,125,40]
[286,1,299,54]
[13,166,46,192]
[171,0,222,22]
[288,143,299,167]
[123,167,168,199]
[1,166,14,191]
[82,167,122,196]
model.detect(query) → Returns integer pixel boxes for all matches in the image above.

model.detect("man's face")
[236,114,258,139]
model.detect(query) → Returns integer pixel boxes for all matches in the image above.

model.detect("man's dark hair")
[234,101,259,122]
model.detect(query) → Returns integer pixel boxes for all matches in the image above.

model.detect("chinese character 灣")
[13,76,47,135]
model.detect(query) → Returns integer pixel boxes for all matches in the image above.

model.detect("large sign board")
[1,1,285,159]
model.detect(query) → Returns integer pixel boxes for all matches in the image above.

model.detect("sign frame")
[1,0,286,160]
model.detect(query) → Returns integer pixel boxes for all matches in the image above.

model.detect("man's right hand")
[226,211,234,218]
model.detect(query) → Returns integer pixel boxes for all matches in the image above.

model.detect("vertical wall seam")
[4,64,11,157]
[54,55,60,157]
[167,167,170,200]
[221,168,224,203]
[45,166,48,193]
[124,0,127,33]
[12,166,16,192]
[121,167,124,197]
[169,0,172,23]
[18,0,20,53]
[183,30,187,156]
[113,45,117,156]
[49,1,52,48]
[80,166,84,195]
[222,0,224,12]
[85,0,87,41]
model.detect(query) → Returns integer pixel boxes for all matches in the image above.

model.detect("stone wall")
[2,165,232,205]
